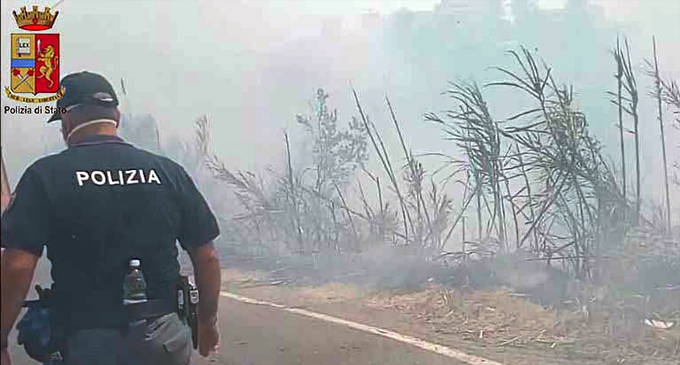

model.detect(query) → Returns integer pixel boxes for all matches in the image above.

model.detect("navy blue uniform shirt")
[1,134,220,328]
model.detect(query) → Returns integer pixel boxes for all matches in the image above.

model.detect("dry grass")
[297,283,368,303]
[367,284,680,360]
[221,268,370,306]
[221,268,270,285]
[367,287,577,347]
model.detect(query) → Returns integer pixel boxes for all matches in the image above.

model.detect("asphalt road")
[9,295,465,365]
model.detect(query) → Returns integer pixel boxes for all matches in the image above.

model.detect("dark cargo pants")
[64,313,192,365]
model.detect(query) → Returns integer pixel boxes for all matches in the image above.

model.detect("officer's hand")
[198,317,220,357]
[1,348,11,365]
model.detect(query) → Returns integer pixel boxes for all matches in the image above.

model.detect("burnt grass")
[215,241,680,362]
[217,239,679,312]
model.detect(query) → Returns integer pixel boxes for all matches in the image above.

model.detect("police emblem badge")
[5,5,63,104]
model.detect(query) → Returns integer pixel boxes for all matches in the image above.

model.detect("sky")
[260,0,439,15]
[1,0,679,215]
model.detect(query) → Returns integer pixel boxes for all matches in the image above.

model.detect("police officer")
[1,71,222,365]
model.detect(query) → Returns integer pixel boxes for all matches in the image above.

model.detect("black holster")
[177,276,199,350]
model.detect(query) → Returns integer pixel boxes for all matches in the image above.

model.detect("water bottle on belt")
[123,259,148,305]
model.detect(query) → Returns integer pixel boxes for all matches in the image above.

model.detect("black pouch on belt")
[16,285,65,364]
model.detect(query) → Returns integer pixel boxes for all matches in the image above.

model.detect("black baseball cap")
[47,71,120,123]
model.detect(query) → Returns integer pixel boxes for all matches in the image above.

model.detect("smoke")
[2,0,678,180]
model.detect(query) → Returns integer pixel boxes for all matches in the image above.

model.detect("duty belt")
[58,295,180,329]
[126,299,178,322]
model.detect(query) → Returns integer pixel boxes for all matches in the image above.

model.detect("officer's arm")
[0,248,39,350]
[175,165,221,324]
[188,242,221,325]
[1,165,49,350]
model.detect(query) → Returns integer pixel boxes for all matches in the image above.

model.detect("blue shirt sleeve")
[1,164,50,257]
[175,166,220,251]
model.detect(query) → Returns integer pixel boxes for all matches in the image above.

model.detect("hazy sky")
[2,0,679,207]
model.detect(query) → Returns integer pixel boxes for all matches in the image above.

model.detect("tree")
[296,88,369,195]
[294,88,370,252]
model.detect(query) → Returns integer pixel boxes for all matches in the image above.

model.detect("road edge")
[220,291,509,365]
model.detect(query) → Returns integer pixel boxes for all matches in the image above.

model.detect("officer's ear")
[113,108,121,128]
[60,116,71,141]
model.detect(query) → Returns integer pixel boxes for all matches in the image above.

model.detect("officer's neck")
[67,121,119,146]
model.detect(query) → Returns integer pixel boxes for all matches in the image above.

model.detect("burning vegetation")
[180,39,679,362]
